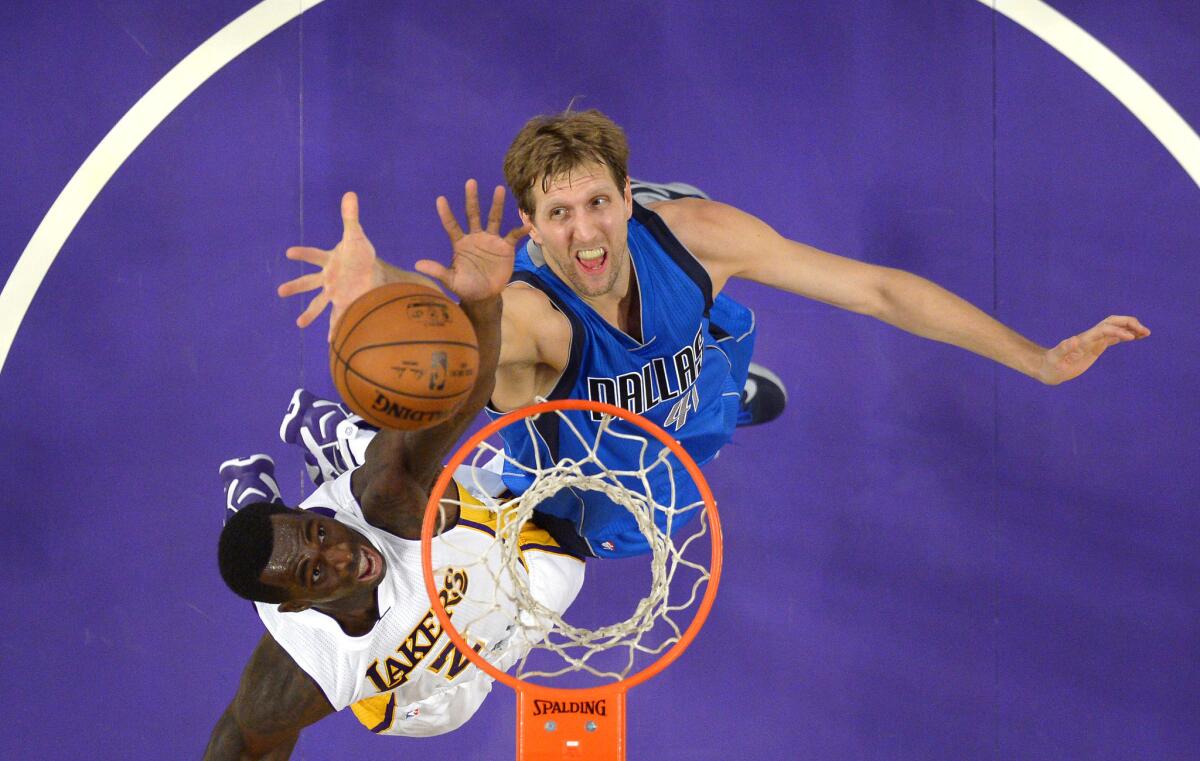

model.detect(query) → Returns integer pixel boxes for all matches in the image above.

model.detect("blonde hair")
[503,108,630,215]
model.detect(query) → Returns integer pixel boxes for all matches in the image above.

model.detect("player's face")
[260,513,387,607]
[521,162,634,299]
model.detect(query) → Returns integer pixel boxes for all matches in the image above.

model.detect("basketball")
[330,282,479,430]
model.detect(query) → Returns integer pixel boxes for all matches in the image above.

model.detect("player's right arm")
[203,634,334,761]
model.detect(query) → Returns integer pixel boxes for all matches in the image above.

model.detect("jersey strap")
[631,202,713,313]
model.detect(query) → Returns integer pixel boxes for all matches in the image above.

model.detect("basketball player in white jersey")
[204,191,584,758]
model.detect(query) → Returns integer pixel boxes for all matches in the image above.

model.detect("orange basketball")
[330,283,479,430]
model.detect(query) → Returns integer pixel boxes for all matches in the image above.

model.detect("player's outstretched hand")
[418,179,529,303]
[1036,315,1150,385]
[277,192,384,339]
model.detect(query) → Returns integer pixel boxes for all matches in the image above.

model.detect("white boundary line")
[0,0,325,372]
[984,0,1200,188]
[1,0,1196,373]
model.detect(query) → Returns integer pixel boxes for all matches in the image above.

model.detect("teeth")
[576,248,604,261]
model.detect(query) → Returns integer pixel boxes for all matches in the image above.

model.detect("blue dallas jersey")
[485,203,756,558]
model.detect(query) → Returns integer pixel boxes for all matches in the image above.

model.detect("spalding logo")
[371,393,442,423]
[530,699,607,717]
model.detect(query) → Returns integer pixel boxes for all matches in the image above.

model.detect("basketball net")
[421,399,723,760]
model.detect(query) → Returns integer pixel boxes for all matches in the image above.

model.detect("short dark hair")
[218,501,298,603]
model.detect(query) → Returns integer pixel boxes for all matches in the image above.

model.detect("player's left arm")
[351,180,516,538]
[658,199,1149,385]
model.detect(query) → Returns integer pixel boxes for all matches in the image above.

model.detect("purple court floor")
[1,2,1197,759]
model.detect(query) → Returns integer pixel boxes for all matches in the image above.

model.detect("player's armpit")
[203,634,334,761]
[358,476,466,541]
[355,463,450,540]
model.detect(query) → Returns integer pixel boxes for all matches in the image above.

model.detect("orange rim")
[420,398,722,697]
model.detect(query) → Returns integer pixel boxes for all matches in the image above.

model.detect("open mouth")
[575,247,607,274]
[357,545,382,582]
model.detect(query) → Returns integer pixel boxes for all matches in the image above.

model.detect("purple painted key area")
[1,2,1196,759]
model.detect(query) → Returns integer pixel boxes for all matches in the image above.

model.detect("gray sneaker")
[630,179,711,205]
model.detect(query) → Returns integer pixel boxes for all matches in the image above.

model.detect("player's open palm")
[1037,315,1150,385]
[419,179,529,303]
[278,192,383,337]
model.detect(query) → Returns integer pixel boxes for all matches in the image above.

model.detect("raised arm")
[658,199,1149,385]
[203,634,334,761]
[349,180,527,537]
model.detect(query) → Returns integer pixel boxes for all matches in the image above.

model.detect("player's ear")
[519,207,541,245]
[623,177,633,217]
[278,600,311,614]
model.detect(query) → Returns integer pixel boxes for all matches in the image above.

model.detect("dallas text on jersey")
[585,326,705,430]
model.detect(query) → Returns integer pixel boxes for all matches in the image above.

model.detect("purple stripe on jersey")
[369,694,396,733]
[455,518,496,536]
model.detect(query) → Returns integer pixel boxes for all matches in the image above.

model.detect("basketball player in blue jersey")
[278,109,1149,559]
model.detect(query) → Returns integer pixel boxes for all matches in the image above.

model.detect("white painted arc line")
[985,0,1200,189]
[0,0,326,373]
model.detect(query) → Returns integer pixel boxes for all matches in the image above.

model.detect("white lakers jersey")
[255,470,585,737]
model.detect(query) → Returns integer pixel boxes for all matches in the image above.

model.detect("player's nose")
[323,542,354,573]
[573,216,600,243]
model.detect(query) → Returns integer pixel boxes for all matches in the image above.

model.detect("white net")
[429,404,716,684]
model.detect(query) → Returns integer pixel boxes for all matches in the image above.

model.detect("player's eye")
[550,207,565,219]
[592,196,608,207]
[312,564,322,584]
[317,525,326,543]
